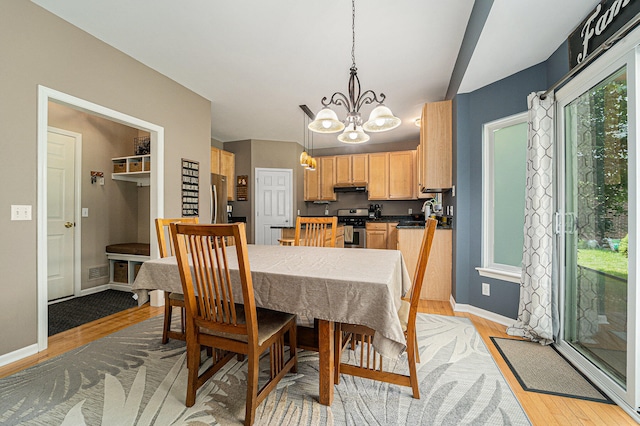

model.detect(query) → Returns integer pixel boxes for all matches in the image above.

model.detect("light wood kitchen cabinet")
[319,156,337,201]
[304,166,320,201]
[335,154,369,185]
[211,147,235,201]
[304,157,336,201]
[366,222,387,249]
[387,222,398,250]
[419,100,452,192]
[367,153,389,200]
[388,150,415,199]
[398,228,452,301]
[220,150,235,201]
[366,222,399,250]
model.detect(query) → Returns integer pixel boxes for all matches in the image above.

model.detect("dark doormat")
[48,290,138,336]
[491,337,613,404]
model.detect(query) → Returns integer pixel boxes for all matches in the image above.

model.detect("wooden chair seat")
[199,305,295,346]
[334,218,437,399]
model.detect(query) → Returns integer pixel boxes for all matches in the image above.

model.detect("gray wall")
[452,41,569,318]
[224,139,305,243]
[0,0,211,358]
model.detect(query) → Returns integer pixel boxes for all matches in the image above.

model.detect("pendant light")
[308,0,400,143]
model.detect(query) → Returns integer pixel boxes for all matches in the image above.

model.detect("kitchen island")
[397,226,452,301]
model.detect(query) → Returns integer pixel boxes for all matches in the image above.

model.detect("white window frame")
[477,112,528,284]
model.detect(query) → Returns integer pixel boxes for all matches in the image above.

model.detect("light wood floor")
[0,301,637,425]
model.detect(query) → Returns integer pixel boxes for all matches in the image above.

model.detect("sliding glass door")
[557,44,638,410]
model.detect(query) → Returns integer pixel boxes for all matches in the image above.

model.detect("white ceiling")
[32,0,600,149]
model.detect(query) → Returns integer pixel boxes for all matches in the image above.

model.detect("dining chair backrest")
[294,216,338,247]
[406,218,437,330]
[334,217,438,399]
[155,217,199,258]
[171,222,257,343]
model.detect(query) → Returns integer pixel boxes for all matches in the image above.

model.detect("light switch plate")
[482,283,490,296]
[82,208,89,217]
[11,205,32,221]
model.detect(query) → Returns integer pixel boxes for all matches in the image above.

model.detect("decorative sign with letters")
[569,0,640,69]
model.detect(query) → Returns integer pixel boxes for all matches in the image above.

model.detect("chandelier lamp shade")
[308,0,400,144]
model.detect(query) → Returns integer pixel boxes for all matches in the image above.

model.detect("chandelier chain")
[351,0,356,68]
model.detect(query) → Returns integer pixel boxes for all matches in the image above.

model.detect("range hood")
[333,183,367,193]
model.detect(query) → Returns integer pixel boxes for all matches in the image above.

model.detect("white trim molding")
[0,344,38,369]
[450,294,517,327]
[476,267,521,284]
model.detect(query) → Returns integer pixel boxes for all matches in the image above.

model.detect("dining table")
[132,244,412,406]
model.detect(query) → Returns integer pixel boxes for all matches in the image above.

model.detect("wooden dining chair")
[171,222,297,425]
[294,216,338,247]
[155,217,199,344]
[334,218,437,399]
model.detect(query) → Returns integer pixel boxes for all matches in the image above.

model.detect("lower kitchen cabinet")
[366,222,399,250]
[397,228,452,301]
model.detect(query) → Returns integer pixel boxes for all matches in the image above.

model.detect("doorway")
[37,86,165,351]
[254,168,292,245]
[556,42,638,411]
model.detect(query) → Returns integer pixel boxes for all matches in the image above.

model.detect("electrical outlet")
[408,208,412,215]
[297,209,300,216]
[482,283,490,296]
[452,185,456,197]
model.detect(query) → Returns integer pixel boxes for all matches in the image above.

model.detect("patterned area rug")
[0,314,530,425]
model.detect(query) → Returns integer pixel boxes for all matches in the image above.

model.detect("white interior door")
[47,130,77,301]
[255,168,292,245]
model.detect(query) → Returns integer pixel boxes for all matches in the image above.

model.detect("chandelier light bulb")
[338,124,369,144]
[322,120,333,129]
[363,104,401,133]
[308,108,345,133]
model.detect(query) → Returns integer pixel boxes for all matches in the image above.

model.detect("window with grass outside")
[480,113,528,282]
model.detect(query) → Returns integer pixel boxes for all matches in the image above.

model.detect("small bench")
[106,243,150,286]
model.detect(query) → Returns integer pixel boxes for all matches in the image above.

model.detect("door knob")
[65,222,74,228]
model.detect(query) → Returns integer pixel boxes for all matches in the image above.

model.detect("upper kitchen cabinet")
[367,152,389,200]
[319,156,337,201]
[304,156,337,201]
[368,150,416,200]
[211,147,235,201]
[419,100,452,193]
[336,154,369,185]
[388,151,415,199]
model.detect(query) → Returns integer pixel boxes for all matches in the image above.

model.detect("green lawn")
[578,249,628,279]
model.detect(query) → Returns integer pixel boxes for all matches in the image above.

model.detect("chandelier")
[308,0,401,144]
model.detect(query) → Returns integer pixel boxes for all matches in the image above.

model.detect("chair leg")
[162,296,172,344]
[289,324,298,374]
[245,352,259,426]
[334,324,342,384]
[407,332,420,399]
[185,339,201,407]
[414,333,420,364]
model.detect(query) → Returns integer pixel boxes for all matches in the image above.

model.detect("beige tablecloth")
[132,244,412,359]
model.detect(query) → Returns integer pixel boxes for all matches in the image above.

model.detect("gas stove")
[337,208,368,228]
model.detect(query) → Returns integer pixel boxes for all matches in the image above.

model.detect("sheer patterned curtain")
[506,91,557,345]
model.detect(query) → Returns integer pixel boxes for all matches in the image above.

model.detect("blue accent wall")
[452,41,569,318]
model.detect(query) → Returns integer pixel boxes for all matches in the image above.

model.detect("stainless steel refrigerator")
[210,173,228,224]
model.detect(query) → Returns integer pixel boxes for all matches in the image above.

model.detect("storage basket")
[113,261,128,283]
[129,160,142,172]
[134,263,142,280]
[113,163,126,173]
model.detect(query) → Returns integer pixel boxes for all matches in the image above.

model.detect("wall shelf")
[112,154,151,186]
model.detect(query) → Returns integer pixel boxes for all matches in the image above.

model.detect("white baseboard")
[79,284,111,296]
[449,295,516,327]
[0,343,38,369]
